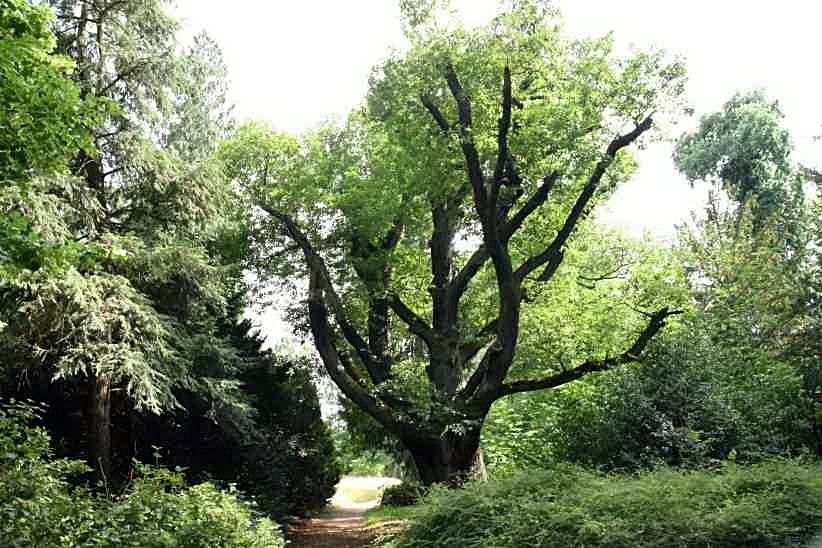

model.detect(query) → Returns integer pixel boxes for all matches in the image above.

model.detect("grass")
[365,504,417,525]
[338,484,384,503]
[331,476,402,506]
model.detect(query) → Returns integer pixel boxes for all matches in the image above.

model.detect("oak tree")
[229,1,687,483]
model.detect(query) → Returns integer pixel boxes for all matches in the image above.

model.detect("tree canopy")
[225,0,688,483]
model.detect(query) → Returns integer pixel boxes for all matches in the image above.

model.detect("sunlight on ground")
[331,476,401,510]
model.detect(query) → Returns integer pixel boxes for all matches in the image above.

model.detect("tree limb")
[495,307,682,398]
[261,206,381,378]
[420,94,451,133]
[490,66,513,206]
[503,171,560,242]
[387,293,435,348]
[307,270,395,427]
[515,115,654,284]
[443,62,486,208]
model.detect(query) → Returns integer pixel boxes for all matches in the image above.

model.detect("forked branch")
[515,115,654,284]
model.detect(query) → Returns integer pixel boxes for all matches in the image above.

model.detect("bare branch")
[577,258,633,289]
[496,307,682,398]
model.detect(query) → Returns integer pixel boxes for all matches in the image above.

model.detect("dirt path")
[286,476,400,548]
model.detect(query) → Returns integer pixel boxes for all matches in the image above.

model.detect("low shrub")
[0,400,285,548]
[381,481,429,507]
[389,461,822,548]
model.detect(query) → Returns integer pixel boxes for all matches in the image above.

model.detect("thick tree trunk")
[88,373,112,485]
[403,428,482,485]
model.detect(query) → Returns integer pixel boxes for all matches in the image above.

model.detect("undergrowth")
[0,400,284,548]
[386,461,822,548]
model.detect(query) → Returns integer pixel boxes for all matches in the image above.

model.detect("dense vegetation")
[2,0,821,545]
[0,401,284,547]
[0,0,339,540]
[389,461,822,548]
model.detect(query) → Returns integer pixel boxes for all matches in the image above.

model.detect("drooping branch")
[495,307,682,398]
[515,115,654,284]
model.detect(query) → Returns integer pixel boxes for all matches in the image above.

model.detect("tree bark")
[403,428,482,485]
[88,373,112,484]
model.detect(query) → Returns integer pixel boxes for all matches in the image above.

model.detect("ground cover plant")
[385,461,822,548]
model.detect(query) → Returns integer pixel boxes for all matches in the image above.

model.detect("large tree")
[228,1,687,484]
[1,0,244,482]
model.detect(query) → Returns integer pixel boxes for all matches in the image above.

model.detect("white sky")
[172,0,821,343]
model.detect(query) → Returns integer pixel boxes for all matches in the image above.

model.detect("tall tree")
[227,1,687,483]
[1,0,242,482]
[676,96,822,456]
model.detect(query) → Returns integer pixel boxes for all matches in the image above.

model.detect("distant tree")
[674,90,804,238]
[675,97,822,456]
[226,1,687,484]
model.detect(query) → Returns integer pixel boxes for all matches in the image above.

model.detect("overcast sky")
[171,0,821,343]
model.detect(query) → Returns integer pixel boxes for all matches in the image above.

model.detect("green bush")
[389,461,822,548]
[0,400,285,548]
[381,481,429,507]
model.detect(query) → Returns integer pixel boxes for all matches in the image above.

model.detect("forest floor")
[286,476,402,548]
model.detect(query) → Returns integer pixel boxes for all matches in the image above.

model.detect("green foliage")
[674,90,804,240]
[229,0,688,453]
[678,188,822,456]
[0,0,105,279]
[0,0,101,182]
[0,400,284,548]
[547,330,806,468]
[0,0,258,487]
[381,481,429,507]
[675,91,793,207]
[387,461,822,548]
[235,347,341,517]
[366,503,417,525]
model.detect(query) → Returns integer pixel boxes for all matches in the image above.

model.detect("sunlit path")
[287,476,400,548]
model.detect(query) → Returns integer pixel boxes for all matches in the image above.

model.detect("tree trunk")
[88,373,112,485]
[403,428,482,485]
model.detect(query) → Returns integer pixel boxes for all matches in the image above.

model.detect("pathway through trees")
[287,476,401,548]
